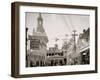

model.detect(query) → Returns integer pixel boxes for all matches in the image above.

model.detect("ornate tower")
[27,13,49,67]
[36,13,45,33]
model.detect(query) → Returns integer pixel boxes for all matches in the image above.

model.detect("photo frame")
[11,2,98,78]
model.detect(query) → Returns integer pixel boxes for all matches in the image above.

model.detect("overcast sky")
[26,12,90,49]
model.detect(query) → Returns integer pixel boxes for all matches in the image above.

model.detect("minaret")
[36,13,45,33]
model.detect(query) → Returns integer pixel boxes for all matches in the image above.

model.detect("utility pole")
[71,30,78,53]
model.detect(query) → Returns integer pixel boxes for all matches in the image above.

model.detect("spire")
[36,13,45,33]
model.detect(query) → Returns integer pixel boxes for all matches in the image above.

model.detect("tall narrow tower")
[36,13,45,33]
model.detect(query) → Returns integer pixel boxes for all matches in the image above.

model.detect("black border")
[11,2,98,78]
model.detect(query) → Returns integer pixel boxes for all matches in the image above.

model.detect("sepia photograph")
[11,2,97,77]
[25,12,90,67]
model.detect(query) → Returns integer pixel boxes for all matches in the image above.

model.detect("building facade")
[26,13,48,67]
[77,28,90,64]
[46,44,67,66]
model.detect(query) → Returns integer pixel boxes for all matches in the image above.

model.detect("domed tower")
[36,13,48,44]
[28,13,48,67]
[29,13,48,50]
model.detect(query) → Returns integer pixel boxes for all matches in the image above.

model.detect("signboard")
[30,39,40,50]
